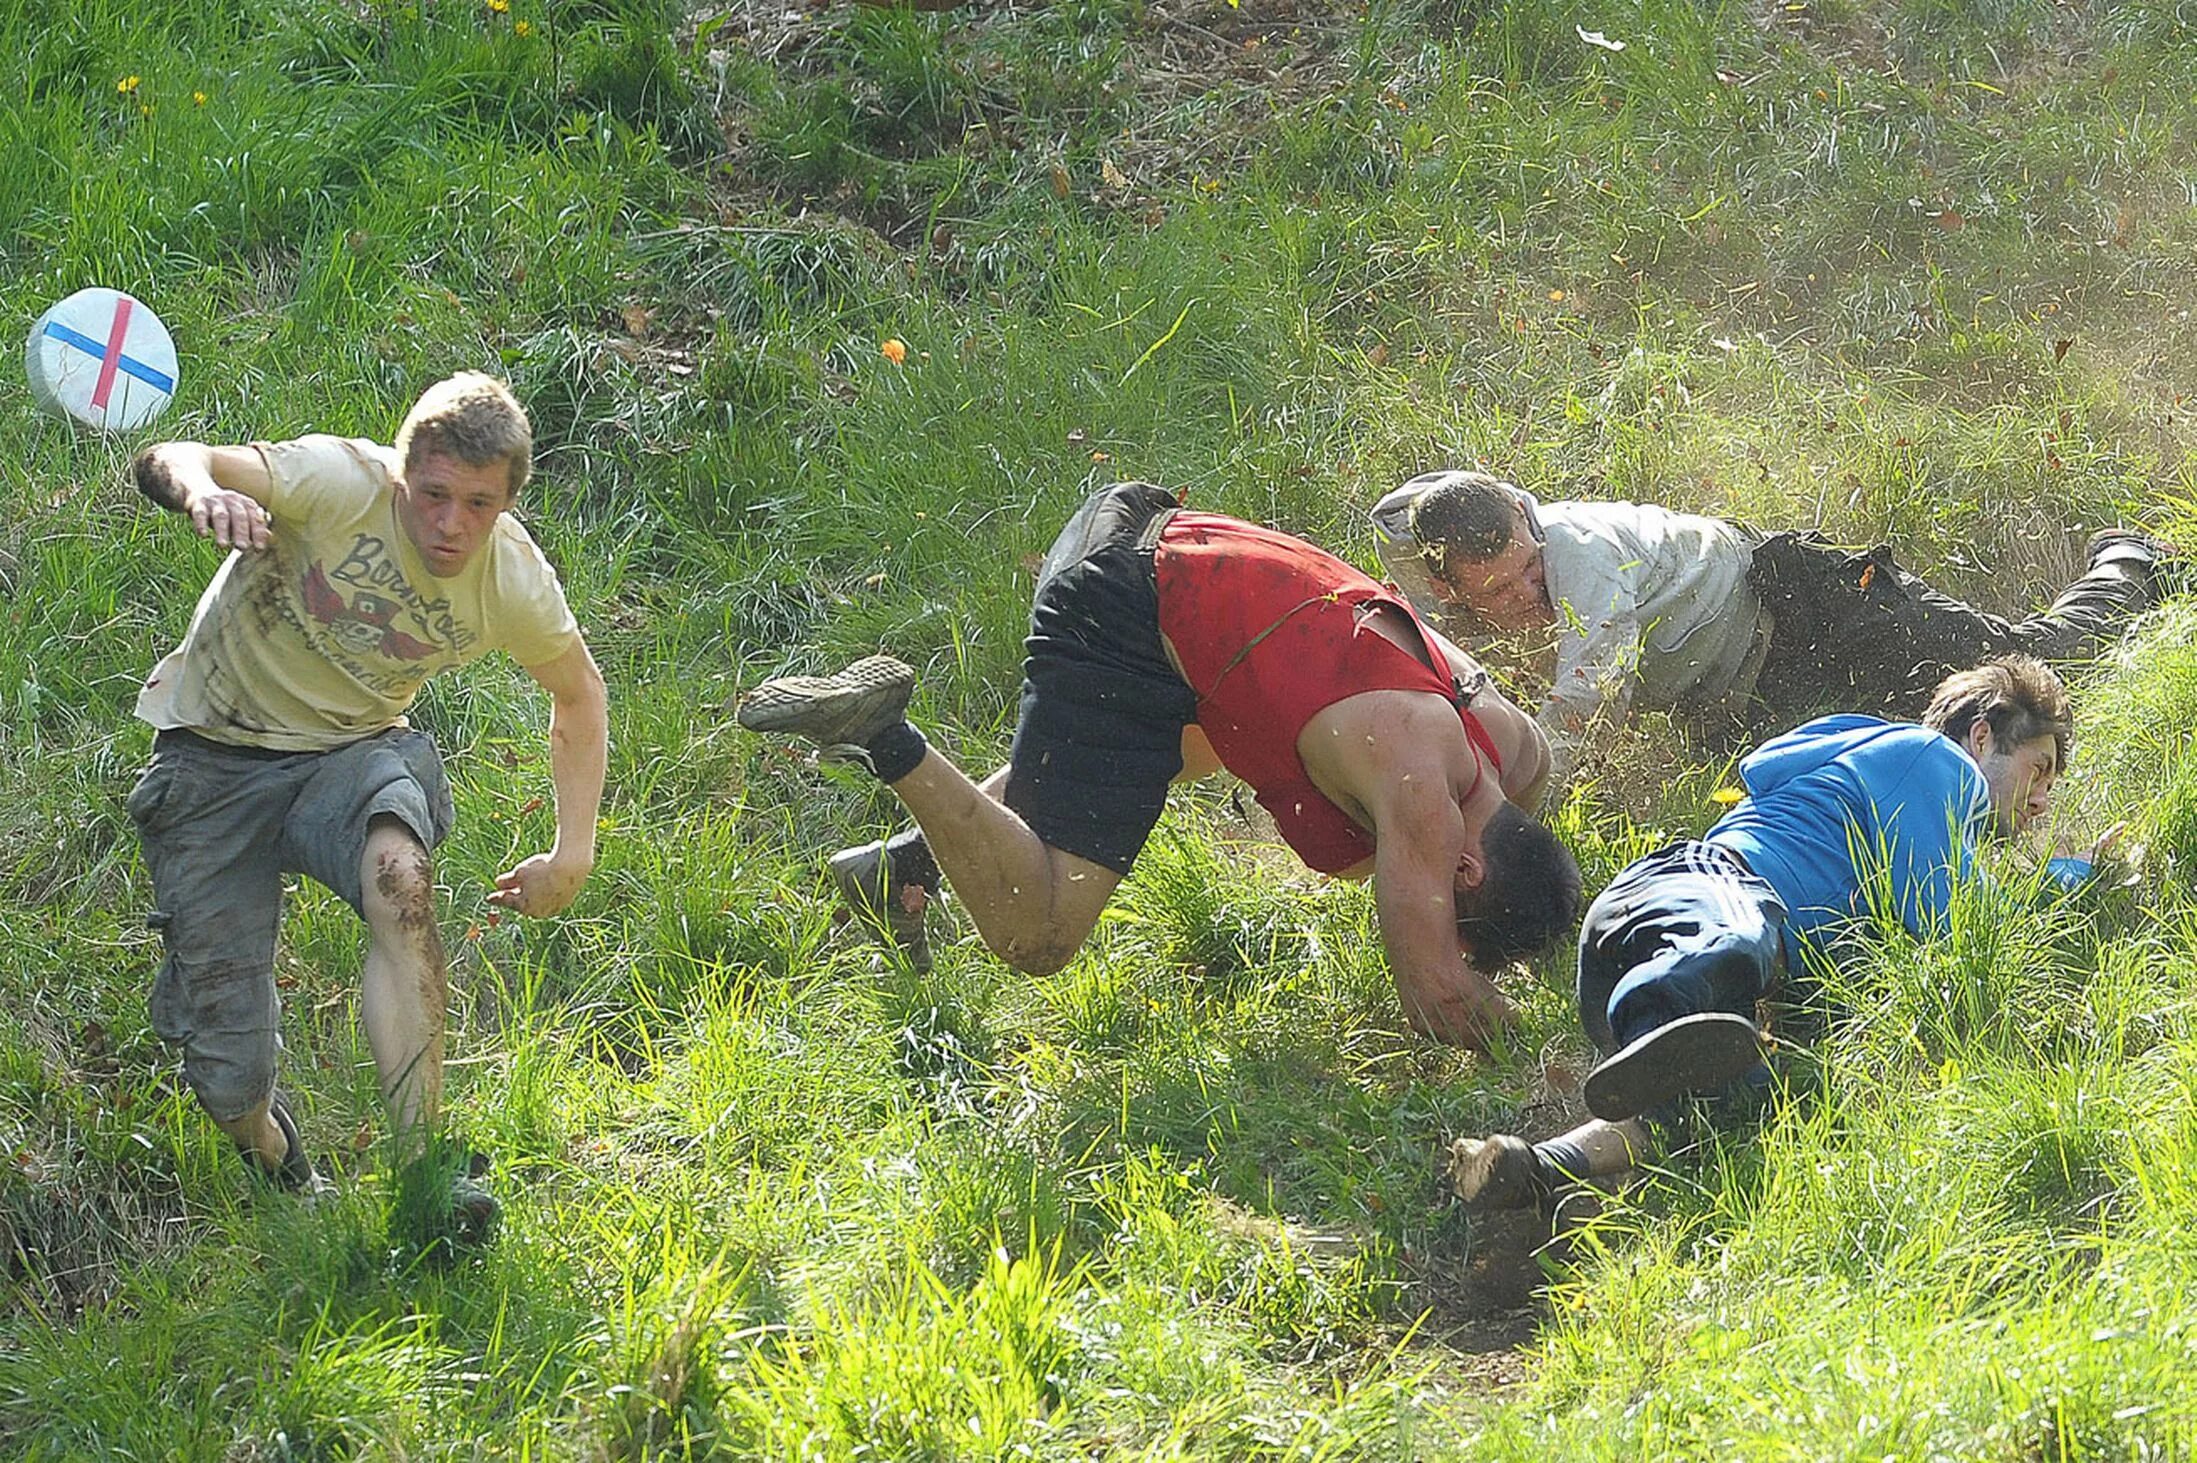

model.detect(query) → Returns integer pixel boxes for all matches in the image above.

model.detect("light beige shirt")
[137,434,579,751]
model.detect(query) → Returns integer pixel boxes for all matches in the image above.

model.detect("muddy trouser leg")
[1859,556,2157,704]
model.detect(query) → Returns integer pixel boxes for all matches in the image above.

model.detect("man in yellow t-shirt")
[128,372,607,1235]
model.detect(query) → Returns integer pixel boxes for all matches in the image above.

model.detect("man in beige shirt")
[129,372,607,1238]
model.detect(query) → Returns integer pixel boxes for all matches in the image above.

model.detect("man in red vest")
[738,483,1580,1051]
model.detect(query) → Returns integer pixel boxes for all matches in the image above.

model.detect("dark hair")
[1454,803,1584,967]
[1921,655,2073,769]
[1405,471,1522,570]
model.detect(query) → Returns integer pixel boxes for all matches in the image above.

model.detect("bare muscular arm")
[1423,623,1555,811]
[133,442,275,551]
[1302,690,1520,1052]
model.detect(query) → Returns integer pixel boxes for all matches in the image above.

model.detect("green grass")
[6,0,2197,1455]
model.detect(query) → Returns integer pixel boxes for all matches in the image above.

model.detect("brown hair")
[1404,470,1522,571]
[1921,655,2073,768]
[393,372,533,498]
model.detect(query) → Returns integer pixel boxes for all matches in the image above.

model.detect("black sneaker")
[240,1091,331,1198]
[735,656,917,760]
[1445,1133,1552,1214]
[829,839,934,973]
[1583,1012,1765,1122]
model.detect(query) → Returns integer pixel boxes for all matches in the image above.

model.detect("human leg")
[885,749,1129,974]
[1574,842,1784,1121]
[357,815,447,1133]
[2005,532,2163,658]
[1447,1117,1654,1213]
[283,730,456,1142]
[747,482,1195,975]
[129,732,298,1174]
[833,726,1220,968]
[740,660,1143,974]
[1749,530,2162,724]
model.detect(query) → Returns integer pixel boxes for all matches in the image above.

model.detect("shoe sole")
[736,656,915,742]
[1583,1011,1763,1121]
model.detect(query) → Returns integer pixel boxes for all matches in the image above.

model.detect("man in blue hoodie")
[1448,654,2093,1213]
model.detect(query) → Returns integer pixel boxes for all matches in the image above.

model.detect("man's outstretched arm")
[1338,694,1520,1052]
[492,639,609,919]
[133,443,275,551]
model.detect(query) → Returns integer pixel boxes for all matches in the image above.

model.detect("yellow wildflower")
[117,75,140,94]
[192,91,207,106]
[514,19,532,35]
[487,0,509,11]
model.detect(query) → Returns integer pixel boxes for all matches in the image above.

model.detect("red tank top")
[1152,512,1503,874]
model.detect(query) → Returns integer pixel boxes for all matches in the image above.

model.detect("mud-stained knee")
[366,820,437,932]
[996,931,1080,977]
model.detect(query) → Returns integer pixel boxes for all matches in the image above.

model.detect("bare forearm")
[547,688,608,865]
[133,444,209,513]
[1375,859,1516,1052]
[132,442,274,549]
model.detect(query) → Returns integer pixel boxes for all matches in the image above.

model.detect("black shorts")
[1004,482,1199,874]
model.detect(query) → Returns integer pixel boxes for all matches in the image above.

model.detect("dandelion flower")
[881,338,908,365]
[117,75,140,94]
[192,90,207,106]
[514,19,532,35]
[1710,786,1745,805]
[487,0,509,11]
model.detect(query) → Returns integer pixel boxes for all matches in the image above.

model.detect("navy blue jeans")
[1576,840,1787,1054]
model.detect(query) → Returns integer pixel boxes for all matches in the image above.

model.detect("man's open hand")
[191,488,273,550]
[489,849,591,918]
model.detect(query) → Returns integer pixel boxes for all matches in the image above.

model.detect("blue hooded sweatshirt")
[1704,715,1994,961]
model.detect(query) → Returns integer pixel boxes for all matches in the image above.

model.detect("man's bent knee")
[988,930,1085,977]
[363,816,438,932]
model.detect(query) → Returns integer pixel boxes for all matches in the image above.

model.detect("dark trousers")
[1747,532,2153,729]
[1576,841,1788,1054]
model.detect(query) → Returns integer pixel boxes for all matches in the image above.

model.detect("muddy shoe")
[1583,1011,1764,1122]
[829,839,934,973]
[1445,1133,1552,1214]
[735,656,917,760]
[445,1158,500,1249]
[241,1091,332,1199]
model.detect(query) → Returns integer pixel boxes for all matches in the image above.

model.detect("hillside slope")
[3,0,2196,1455]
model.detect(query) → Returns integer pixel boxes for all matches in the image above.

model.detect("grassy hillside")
[4,0,2197,1455]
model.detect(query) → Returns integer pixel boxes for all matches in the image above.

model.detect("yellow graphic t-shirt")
[136,435,580,751]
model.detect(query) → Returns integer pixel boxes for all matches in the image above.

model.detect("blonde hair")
[1922,655,2073,768]
[393,372,533,497]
